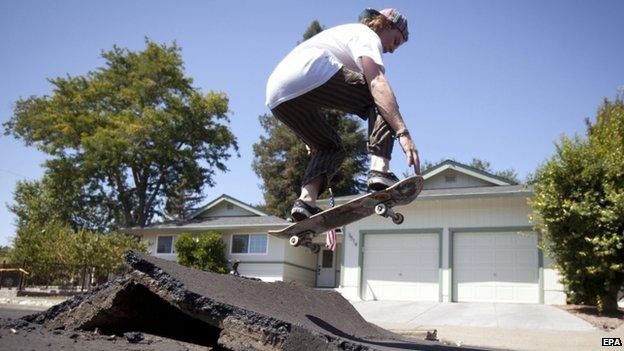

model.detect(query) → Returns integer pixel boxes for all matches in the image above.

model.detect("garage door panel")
[515,251,538,265]
[456,250,494,266]
[455,267,491,282]
[496,286,516,301]
[457,284,495,301]
[367,235,436,249]
[516,269,539,282]
[454,232,539,303]
[514,234,537,245]
[495,251,517,266]
[363,233,439,302]
[365,268,438,282]
[365,252,419,266]
[417,251,439,264]
[365,266,439,282]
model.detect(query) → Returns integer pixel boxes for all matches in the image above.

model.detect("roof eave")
[123,222,289,234]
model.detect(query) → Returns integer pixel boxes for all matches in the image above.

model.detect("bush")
[175,231,228,273]
[11,220,147,284]
[531,96,624,312]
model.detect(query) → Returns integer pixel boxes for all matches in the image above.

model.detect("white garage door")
[453,232,539,303]
[362,233,439,301]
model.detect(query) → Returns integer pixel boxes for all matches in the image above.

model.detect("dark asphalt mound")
[1,250,480,351]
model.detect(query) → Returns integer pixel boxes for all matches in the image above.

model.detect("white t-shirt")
[266,23,384,109]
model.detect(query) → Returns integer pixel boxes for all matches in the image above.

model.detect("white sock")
[370,156,390,172]
[299,188,316,206]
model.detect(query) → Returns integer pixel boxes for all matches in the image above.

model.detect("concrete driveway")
[351,301,596,331]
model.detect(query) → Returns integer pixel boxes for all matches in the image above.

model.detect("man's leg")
[366,105,395,166]
[304,68,399,190]
[366,106,399,190]
[271,98,346,219]
[299,178,322,204]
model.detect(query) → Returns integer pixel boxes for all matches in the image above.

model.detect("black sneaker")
[367,170,400,191]
[290,199,322,222]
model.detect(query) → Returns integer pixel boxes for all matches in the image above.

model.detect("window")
[156,235,175,254]
[445,174,457,183]
[232,234,267,254]
[322,250,333,268]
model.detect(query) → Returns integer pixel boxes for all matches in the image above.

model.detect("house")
[323,160,565,305]
[123,194,321,287]
[124,160,567,305]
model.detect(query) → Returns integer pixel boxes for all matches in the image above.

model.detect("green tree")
[4,38,238,230]
[9,218,145,282]
[68,230,145,275]
[302,20,324,41]
[9,174,104,232]
[175,231,228,273]
[253,21,369,217]
[10,220,74,282]
[162,176,206,220]
[0,246,11,264]
[531,96,624,312]
[8,177,146,281]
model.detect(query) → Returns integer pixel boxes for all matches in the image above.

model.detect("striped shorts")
[270,67,395,191]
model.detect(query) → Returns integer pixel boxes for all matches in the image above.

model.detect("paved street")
[0,304,45,320]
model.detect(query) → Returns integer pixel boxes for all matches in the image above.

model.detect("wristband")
[395,129,410,139]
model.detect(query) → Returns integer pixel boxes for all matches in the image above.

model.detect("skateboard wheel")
[311,244,321,254]
[289,236,300,247]
[375,203,388,216]
[392,213,404,225]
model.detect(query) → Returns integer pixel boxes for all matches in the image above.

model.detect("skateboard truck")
[289,231,321,254]
[374,203,404,225]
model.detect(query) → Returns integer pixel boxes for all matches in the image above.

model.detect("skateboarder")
[266,8,421,221]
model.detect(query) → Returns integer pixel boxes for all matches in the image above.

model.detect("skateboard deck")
[268,175,424,252]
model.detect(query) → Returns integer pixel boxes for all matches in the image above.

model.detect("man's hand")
[399,135,421,175]
[305,144,317,156]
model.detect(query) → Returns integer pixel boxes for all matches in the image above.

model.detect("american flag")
[325,189,337,251]
[325,228,337,251]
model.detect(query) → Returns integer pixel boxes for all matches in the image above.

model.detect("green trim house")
[319,160,565,304]
[125,160,566,304]
[123,194,321,286]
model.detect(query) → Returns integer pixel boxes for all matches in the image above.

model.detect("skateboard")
[268,175,424,253]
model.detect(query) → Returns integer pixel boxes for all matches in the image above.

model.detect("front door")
[317,248,335,287]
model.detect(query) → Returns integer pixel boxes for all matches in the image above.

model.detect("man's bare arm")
[361,56,407,134]
[360,56,420,173]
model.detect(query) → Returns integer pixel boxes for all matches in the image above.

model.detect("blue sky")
[1,1,623,246]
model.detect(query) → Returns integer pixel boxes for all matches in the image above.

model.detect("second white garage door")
[453,231,539,303]
[362,233,439,301]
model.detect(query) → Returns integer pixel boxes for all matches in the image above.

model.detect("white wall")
[282,239,316,286]
[542,247,567,305]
